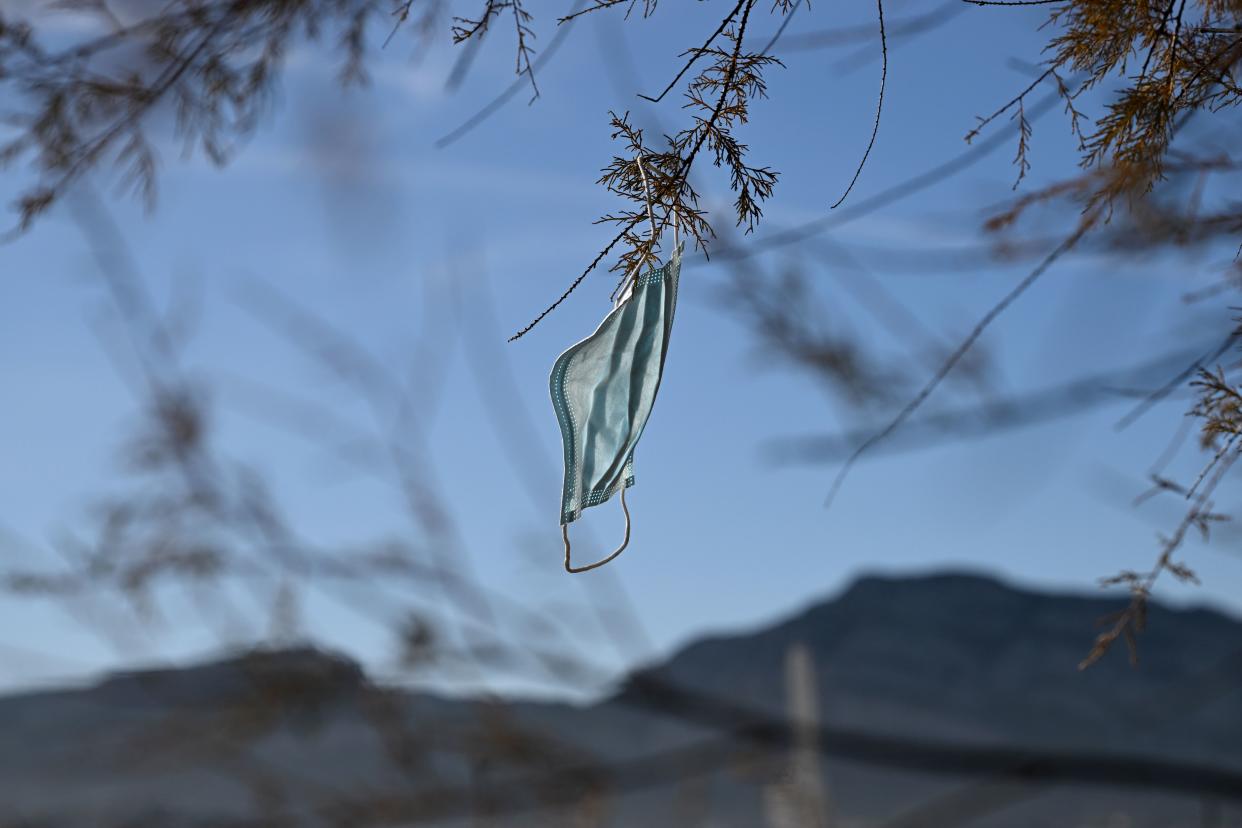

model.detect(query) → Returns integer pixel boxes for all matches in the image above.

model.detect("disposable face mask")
[550,243,682,572]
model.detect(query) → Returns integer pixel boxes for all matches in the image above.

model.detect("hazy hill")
[1,572,1239,827]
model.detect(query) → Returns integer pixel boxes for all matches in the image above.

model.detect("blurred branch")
[766,342,1223,464]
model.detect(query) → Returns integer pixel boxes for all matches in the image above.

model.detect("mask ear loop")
[611,154,662,306]
[612,260,642,308]
[563,485,631,574]
[637,152,659,256]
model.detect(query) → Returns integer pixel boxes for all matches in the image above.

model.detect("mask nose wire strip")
[563,485,631,574]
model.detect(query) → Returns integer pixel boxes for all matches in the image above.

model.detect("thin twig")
[825,217,1095,508]
[637,0,747,103]
[830,0,887,209]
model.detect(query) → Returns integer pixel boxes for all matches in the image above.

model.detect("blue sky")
[1,0,1240,696]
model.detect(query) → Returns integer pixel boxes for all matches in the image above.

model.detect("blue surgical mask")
[550,243,682,572]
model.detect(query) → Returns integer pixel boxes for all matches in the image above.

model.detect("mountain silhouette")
[2,571,1239,826]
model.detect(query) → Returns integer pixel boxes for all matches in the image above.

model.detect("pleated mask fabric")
[549,244,681,569]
